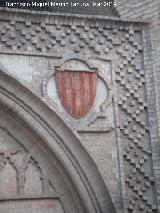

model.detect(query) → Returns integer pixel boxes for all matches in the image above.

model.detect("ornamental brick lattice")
[0,8,159,213]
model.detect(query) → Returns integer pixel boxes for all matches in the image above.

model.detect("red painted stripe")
[88,72,95,108]
[85,72,90,115]
[58,71,96,118]
[76,72,81,117]
[65,72,70,113]
[79,72,85,117]
[71,73,77,118]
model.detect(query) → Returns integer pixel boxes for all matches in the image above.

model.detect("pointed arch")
[0,65,116,213]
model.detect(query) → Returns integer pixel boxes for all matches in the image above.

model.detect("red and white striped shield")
[56,70,96,119]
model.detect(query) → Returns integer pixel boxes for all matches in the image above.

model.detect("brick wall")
[116,0,160,210]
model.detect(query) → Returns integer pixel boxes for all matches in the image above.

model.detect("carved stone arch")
[55,56,98,71]
[0,65,117,213]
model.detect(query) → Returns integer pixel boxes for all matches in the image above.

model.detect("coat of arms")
[55,59,97,119]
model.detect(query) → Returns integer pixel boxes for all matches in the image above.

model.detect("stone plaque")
[55,59,97,119]
[0,199,64,213]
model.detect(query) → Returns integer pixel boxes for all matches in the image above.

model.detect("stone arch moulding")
[0,65,117,213]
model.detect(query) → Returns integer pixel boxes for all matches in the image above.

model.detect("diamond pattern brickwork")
[115,28,157,212]
[0,19,137,58]
[0,15,158,212]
